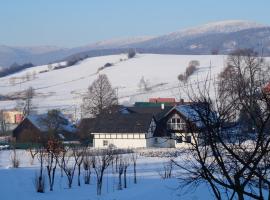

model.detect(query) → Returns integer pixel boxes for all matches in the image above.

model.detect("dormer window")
[167,114,185,130]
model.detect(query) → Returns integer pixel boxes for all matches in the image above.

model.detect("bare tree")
[117,157,124,190]
[74,147,85,186]
[22,86,35,118]
[159,160,173,179]
[36,146,46,193]
[82,74,118,117]
[91,148,114,195]
[131,153,138,184]
[138,76,150,91]
[123,157,130,188]
[83,151,92,184]
[28,146,38,165]
[10,147,20,168]
[45,139,61,191]
[174,49,270,200]
[0,110,7,135]
[58,146,79,188]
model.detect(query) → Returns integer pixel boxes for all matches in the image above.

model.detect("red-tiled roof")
[149,98,176,103]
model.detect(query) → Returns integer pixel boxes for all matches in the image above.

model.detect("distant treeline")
[0,63,34,78]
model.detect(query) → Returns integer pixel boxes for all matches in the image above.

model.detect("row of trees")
[31,144,139,195]
[0,63,34,78]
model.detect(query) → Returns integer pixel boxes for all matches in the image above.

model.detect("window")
[185,136,192,143]
[167,114,185,130]
[103,140,108,146]
[154,138,158,143]
[176,136,182,143]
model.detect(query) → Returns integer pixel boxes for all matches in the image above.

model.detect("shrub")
[104,63,113,68]
[178,74,186,82]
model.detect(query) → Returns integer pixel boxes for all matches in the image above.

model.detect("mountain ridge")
[0,20,270,67]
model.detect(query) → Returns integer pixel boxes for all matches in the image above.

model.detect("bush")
[178,74,186,82]
[104,63,113,68]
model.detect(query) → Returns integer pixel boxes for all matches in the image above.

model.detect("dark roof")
[125,106,172,119]
[82,113,153,134]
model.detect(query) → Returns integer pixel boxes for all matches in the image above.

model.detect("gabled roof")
[85,113,153,134]
[27,113,76,133]
[176,104,217,128]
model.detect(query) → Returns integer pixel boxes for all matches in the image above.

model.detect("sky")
[0,0,270,47]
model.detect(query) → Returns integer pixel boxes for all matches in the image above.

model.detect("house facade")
[83,104,205,149]
[13,112,77,143]
[82,113,153,148]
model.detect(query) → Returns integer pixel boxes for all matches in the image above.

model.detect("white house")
[83,104,210,149]
[85,113,153,148]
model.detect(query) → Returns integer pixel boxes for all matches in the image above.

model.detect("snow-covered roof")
[175,104,217,128]
[27,113,76,133]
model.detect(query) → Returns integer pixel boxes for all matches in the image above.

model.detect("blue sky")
[0,0,270,47]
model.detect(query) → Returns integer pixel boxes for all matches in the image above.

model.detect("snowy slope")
[0,53,230,115]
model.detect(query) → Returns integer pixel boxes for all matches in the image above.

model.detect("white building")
[83,104,209,149]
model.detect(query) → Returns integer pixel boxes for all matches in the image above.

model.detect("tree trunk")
[124,168,127,188]
[78,164,81,186]
[97,177,103,195]
[118,173,122,190]
[133,162,137,184]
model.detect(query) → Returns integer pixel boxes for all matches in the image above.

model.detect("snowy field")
[0,53,230,114]
[0,149,212,200]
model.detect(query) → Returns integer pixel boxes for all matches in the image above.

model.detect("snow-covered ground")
[0,54,230,114]
[0,150,212,200]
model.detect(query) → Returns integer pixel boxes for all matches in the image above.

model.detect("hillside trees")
[82,74,118,117]
[0,62,34,78]
[178,60,199,82]
[175,49,270,200]
[128,49,136,59]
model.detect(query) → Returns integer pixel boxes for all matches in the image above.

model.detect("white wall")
[93,133,147,148]
[148,137,175,148]
[174,132,194,148]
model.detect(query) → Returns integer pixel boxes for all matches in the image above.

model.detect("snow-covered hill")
[0,54,229,115]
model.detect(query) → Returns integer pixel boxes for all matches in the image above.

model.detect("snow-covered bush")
[158,160,173,179]
[137,148,183,158]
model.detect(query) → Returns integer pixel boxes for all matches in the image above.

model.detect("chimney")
[161,103,165,110]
